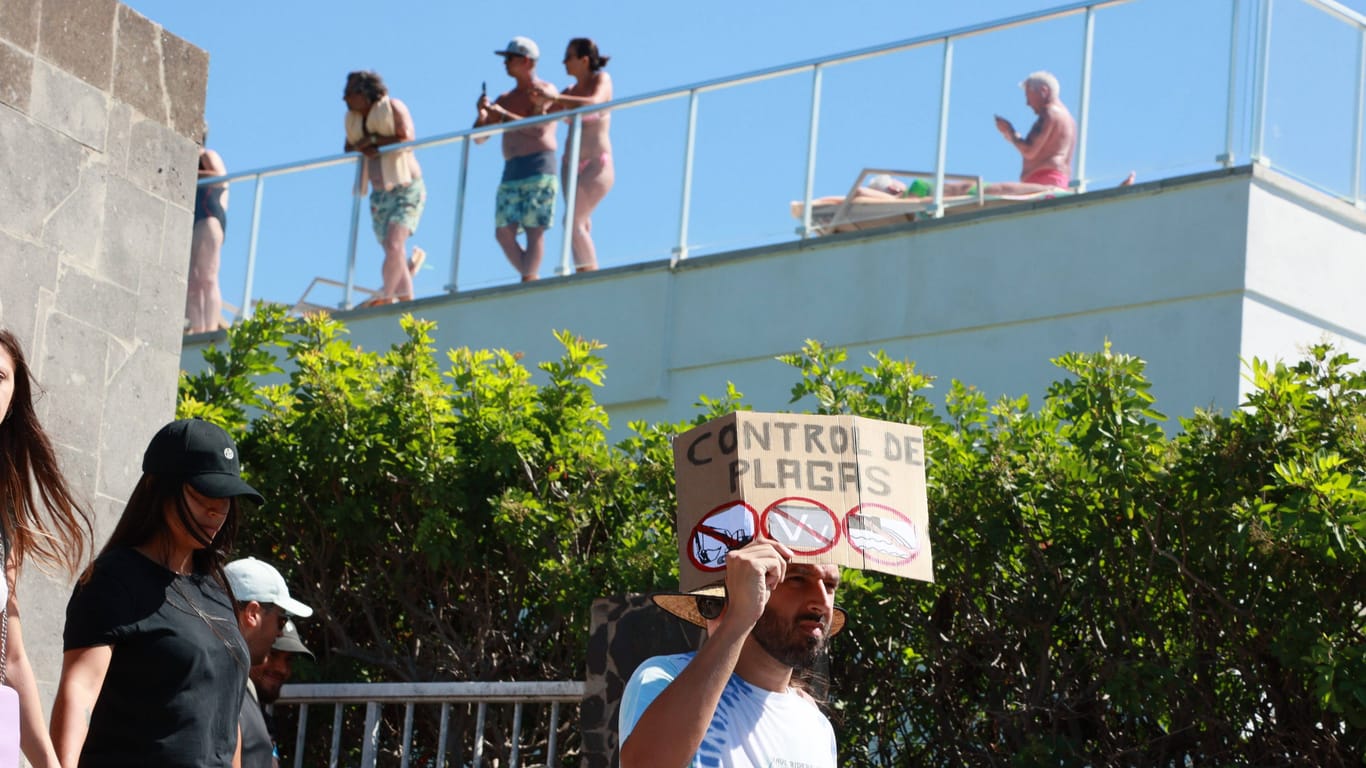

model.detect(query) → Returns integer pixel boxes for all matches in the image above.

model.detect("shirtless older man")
[870,71,1077,200]
[474,36,560,282]
[994,70,1075,189]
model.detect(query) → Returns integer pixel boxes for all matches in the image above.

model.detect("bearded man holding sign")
[616,411,933,767]
[618,535,844,768]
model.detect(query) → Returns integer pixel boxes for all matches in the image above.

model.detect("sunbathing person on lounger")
[835,172,1053,203]
[805,174,995,208]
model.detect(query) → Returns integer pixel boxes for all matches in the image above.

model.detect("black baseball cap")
[142,418,264,505]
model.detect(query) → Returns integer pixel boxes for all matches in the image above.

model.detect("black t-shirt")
[64,547,249,767]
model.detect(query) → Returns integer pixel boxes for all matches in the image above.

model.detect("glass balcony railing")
[199,0,1366,320]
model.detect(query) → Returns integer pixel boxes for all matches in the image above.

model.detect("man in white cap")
[253,621,314,706]
[248,621,315,767]
[618,536,845,768]
[474,36,560,282]
[226,557,312,768]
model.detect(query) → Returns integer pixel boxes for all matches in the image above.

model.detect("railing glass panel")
[1264,0,1366,199]
[804,47,948,220]
[1084,0,1239,182]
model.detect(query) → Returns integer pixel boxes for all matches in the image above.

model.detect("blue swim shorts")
[495,174,558,230]
[369,177,426,242]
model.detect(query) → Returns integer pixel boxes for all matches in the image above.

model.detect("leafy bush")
[181,308,1366,766]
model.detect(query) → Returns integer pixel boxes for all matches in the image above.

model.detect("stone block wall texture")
[0,0,205,712]
[584,595,704,768]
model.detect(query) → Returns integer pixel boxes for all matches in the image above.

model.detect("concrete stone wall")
[0,0,205,710]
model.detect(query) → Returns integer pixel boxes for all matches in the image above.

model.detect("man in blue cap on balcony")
[474,36,561,283]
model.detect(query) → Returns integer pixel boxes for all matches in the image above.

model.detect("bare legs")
[380,222,415,301]
[186,218,224,333]
[496,225,546,281]
[567,155,614,272]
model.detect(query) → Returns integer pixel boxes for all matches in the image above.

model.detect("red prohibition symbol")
[760,497,840,556]
[844,503,920,566]
[688,501,759,572]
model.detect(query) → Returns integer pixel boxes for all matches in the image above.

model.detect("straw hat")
[652,583,847,636]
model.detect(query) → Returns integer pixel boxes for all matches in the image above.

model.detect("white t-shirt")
[618,652,837,768]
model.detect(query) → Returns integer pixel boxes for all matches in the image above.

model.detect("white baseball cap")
[225,557,313,617]
[494,36,539,59]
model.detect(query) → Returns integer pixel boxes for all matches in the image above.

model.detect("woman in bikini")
[187,141,228,334]
[537,38,614,273]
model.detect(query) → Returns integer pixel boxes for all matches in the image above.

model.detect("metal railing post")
[240,175,265,319]
[1075,6,1096,191]
[547,701,561,767]
[472,702,487,766]
[343,161,365,309]
[1220,0,1242,167]
[292,704,309,768]
[559,113,583,276]
[509,702,523,768]
[800,64,824,239]
[329,704,343,768]
[400,702,414,768]
[1354,25,1365,206]
[435,702,451,768]
[673,89,699,266]
[448,138,471,293]
[931,37,955,218]
[360,701,380,767]
[1251,0,1274,165]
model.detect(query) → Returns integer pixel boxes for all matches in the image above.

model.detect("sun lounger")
[792,168,1073,236]
[291,276,382,314]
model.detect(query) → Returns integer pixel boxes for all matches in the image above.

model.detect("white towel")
[345,96,416,192]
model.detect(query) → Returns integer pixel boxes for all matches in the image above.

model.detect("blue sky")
[124,0,1366,309]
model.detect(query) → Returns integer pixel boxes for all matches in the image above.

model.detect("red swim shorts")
[1022,168,1070,188]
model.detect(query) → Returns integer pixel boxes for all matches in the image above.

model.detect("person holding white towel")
[343,70,427,305]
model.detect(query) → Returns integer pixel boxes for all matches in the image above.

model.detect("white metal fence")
[275,681,585,768]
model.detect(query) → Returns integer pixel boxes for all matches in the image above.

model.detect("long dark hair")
[567,38,609,71]
[344,70,388,102]
[91,472,241,588]
[0,329,93,576]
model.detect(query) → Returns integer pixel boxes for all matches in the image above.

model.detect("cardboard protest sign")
[673,412,932,591]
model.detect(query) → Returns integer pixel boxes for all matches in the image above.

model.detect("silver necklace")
[169,574,246,672]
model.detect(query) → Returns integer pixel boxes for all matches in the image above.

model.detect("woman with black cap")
[50,418,263,767]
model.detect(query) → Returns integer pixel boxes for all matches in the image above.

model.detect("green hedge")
[181,306,1366,766]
